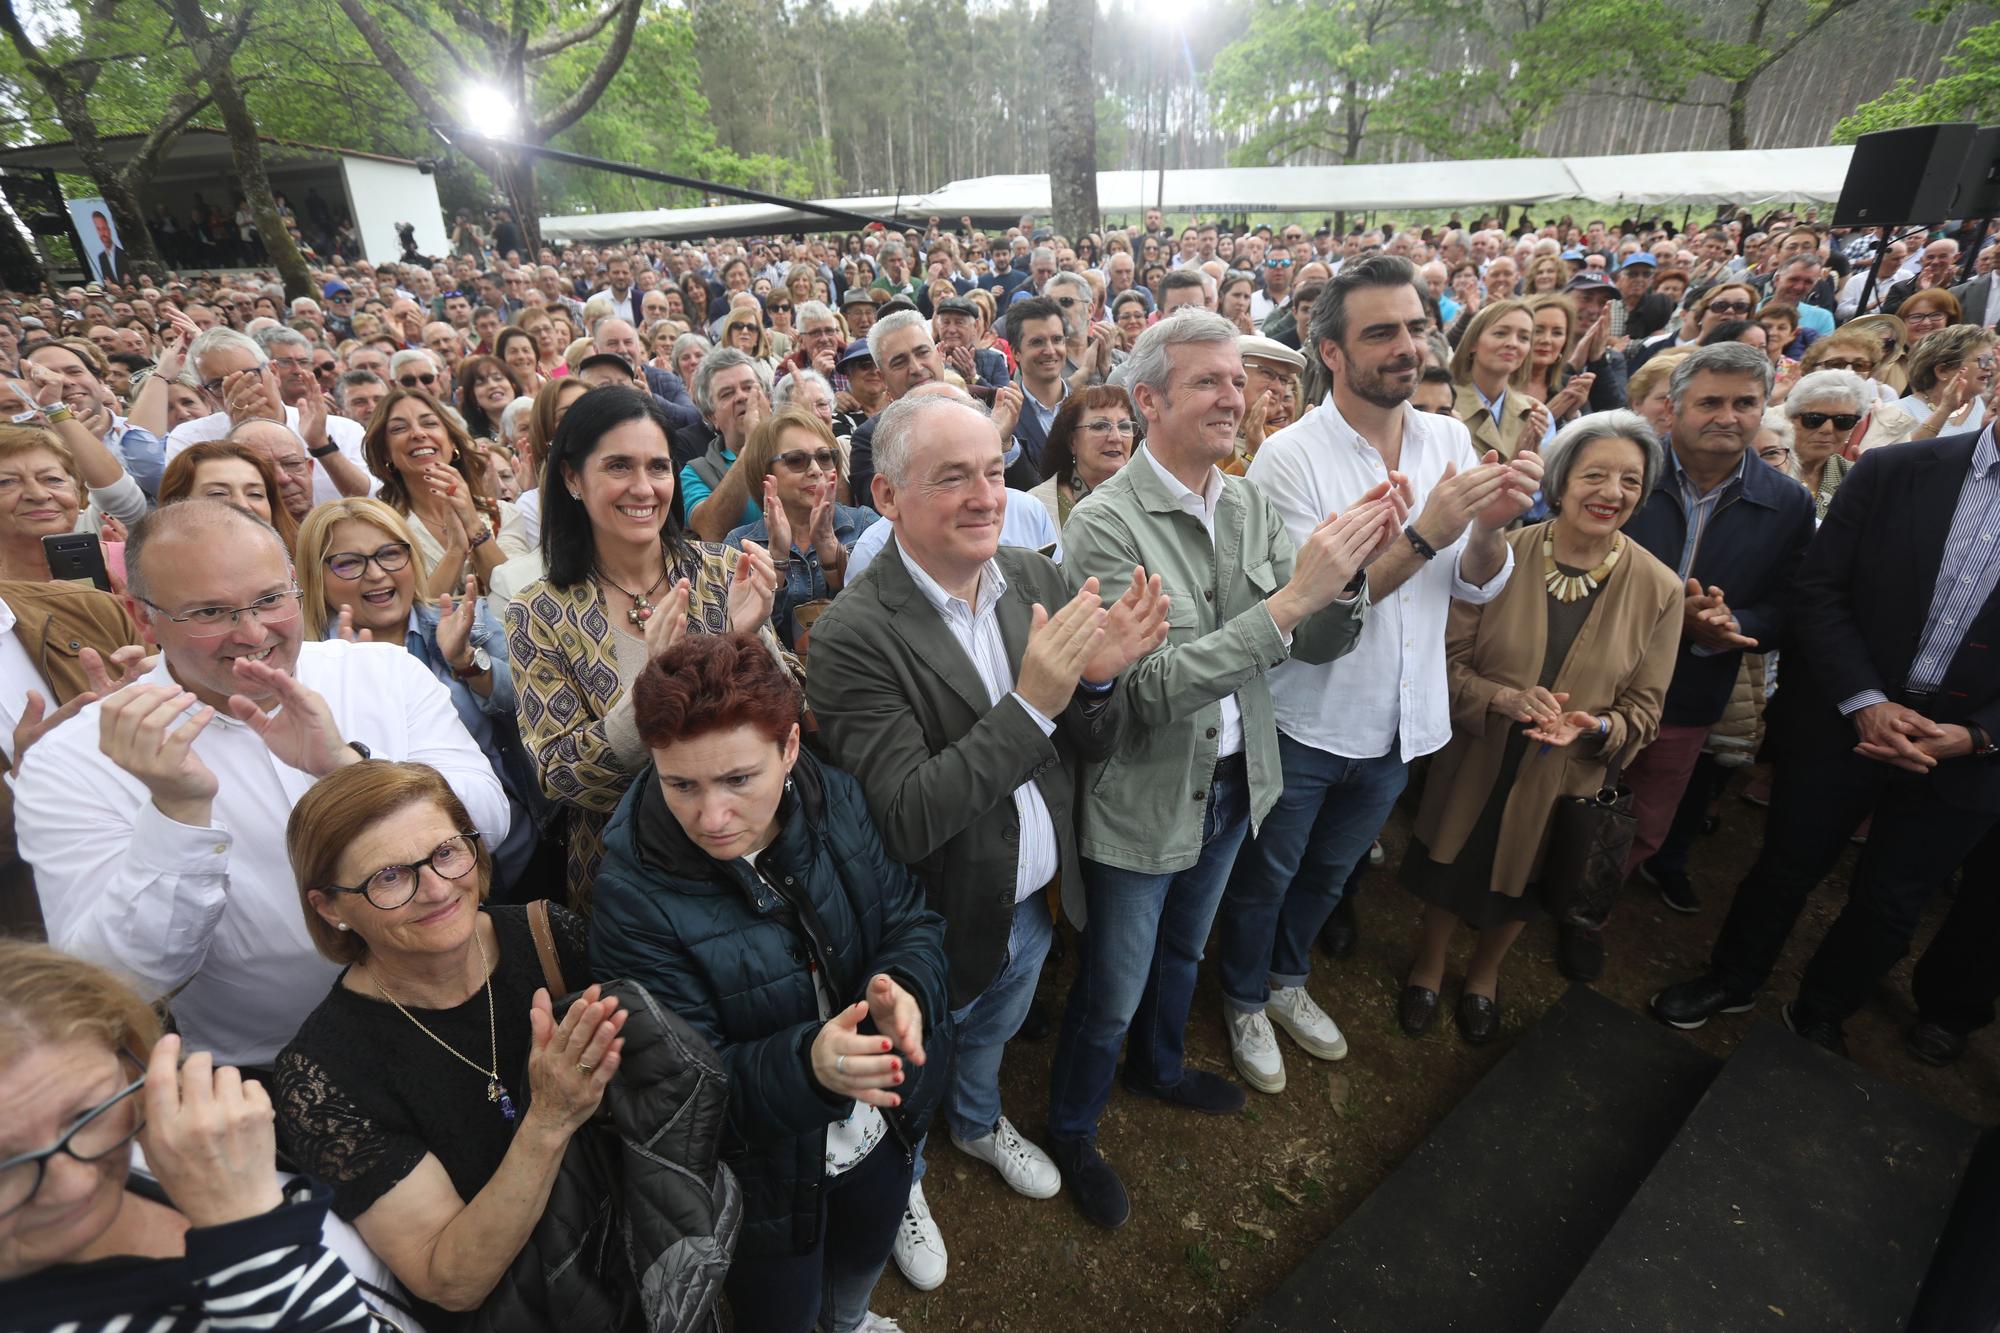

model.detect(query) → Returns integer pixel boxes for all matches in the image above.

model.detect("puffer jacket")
[1705,652,1774,768]
[469,980,741,1333]
[588,748,952,1260]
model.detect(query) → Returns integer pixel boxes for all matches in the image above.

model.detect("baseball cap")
[323,280,351,297]
[837,339,875,369]
[1560,248,1586,262]
[1620,254,1658,270]
[1564,273,1616,294]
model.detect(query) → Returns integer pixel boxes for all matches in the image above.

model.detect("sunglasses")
[1266,257,1293,269]
[1706,300,1751,316]
[1796,412,1861,431]
[398,372,438,388]
[775,448,839,474]
[1817,358,1875,373]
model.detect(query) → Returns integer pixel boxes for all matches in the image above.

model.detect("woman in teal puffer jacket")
[588,632,950,1333]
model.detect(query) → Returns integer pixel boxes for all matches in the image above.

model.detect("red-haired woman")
[589,632,949,1333]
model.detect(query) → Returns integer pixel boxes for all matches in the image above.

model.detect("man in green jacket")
[806,385,1166,1288]
[1045,309,1404,1229]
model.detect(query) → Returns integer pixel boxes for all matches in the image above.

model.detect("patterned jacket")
[506,541,798,906]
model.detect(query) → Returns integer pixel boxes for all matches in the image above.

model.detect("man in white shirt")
[166,327,374,506]
[16,501,509,1070]
[1219,256,1539,1090]
[587,252,643,325]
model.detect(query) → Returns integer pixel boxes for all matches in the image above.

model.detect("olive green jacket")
[1062,448,1367,873]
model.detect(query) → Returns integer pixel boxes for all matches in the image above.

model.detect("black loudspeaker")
[1834,123,1978,227]
[1959,126,2000,218]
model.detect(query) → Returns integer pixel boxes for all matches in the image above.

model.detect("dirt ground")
[870,769,2000,1332]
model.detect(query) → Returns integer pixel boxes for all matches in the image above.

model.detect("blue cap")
[1621,253,1658,269]
[837,338,874,369]
[322,280,351,296]
[1560,248,1586,261]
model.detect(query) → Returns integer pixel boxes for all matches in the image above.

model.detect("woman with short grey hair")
[1781,368,1870,519]
[1754,407,1796,476]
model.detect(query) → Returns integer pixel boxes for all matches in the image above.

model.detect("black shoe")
[1120,1067,1246,1115]
[1049,1136,1131,1229]
[1455,991,1501,1045]
[1654,867,1700,914]
[1907,1021,1968,1067]
[1398,983,1439,1036]
[1649,974,1755,1030]
[1782,1001,1850,1059]
[1014,999,1052,1042]
[1556,924,1606,983]
[1318,895,1358,959]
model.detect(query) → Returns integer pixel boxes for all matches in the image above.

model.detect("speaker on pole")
[1833,123,1978,228]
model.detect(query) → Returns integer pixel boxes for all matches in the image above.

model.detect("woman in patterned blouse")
[506,386,788,906]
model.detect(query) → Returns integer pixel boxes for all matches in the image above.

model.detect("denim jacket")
[726,503,881,648]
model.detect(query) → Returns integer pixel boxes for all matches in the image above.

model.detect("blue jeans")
[912,889,1053,1181]
[1047,758,1251,1143]
[1217,731,1408,1013]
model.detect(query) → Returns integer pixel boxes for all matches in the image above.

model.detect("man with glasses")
[934,294,1009,397]
[15,499,508,1072]
[166,328,373,506]
[1884,238,1962,317]
[320,280,354,340]
[1250,253,1293,326]
[1047,271,1124,390]
[778,300,850,392]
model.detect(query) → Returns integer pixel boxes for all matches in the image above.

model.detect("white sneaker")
[1228,1008,1286,1094]
[1368,840,1386,867]
[891,1181,947,1291]
[855,1316,904,1332]
[1267,984,1349,1061]
[951,1114,1061,1199]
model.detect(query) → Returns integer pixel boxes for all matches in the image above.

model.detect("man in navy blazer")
[1652,425,2000,1055]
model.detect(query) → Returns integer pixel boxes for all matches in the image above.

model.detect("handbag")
[1538,750,1637,931]
[527,899,568,998]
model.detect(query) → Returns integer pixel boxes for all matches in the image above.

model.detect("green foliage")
[1837,15,2000,139]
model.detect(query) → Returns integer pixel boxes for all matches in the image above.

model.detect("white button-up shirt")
[165,406,374,507]
[895,545,1061,902]
[0,595,47,765]
[1140,447,1247,757]
[15,638,510,1067]
[1248,401,1514,762]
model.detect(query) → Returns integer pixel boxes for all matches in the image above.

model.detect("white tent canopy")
[540,194,920,243]
[912,147,1857,214]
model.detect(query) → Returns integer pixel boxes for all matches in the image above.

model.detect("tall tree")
[0,0,247,280]
[330,0,644,252]
[1045,0,1100,237]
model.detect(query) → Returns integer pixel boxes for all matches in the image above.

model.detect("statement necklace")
[1543,531,1624,604]
[369,925,515,1122]
[595,558,671,626]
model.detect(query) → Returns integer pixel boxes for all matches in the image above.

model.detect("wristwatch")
[347,741,372,761]
[308,440,340,459]
[452,644,492,680]
[1970,723,1998,758]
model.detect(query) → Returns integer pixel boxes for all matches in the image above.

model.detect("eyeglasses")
[767,302,792,313]
[324,542,413,580]
[323,831,482,910]
[1796,412,1862,431]
[0,1051,146,1219]
[1266,257,1293,269]
[398,372,438,388]
[268,355,312,372]
[1905,312,1948,326]
[1757,445,1793,464]
[774,448,840,474]
[1817,358,1875,373]
[1705,300,1751,316]
[1081,417,1137,436]
[137,586,301,638]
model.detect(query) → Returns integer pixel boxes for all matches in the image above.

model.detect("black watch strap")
[348,741,372,761]
[1971,723,1998,757]
[308,440,340,458]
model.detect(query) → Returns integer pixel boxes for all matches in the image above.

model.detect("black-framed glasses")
[774,447,839,474]
[1706,300,1751,316]
[398,372,438,388]
[136,586,301,639]
[0,1050,146,1219]
[1796,412,1862,431]
[324,541,412,580]
[323,831,482,909]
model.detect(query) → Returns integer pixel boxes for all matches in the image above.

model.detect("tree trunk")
[1045,0,1099,238]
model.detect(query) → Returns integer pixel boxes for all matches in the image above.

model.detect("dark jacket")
[589,750,951,1260]
[1778,431,2000,813]
[471,981,740,1333]
[1623,448,1816,728]
[803,538,1127,1005]
[669,419,718,475]
[849,410,1040,508]
[642,366,700,430]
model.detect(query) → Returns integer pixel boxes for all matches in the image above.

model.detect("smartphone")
[42,532,111,591]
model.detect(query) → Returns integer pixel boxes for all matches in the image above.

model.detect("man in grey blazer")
[805,386,1166,1292]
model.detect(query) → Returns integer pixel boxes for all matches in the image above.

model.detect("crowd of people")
[0,200,1996,1333]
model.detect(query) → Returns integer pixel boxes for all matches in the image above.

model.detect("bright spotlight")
[462,83,519,137]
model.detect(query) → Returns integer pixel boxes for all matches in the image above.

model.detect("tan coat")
[1454,382,1541,461]
[1412,522,1683,897]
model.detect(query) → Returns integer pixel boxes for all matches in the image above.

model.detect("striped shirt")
[1840,427,2000,712]
[8,1183,396,1333]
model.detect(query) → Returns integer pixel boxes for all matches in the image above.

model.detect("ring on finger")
[835,1054,847,1075]
[578,1060,594,1073]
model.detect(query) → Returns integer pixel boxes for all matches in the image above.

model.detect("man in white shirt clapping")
[16,500,509,1071]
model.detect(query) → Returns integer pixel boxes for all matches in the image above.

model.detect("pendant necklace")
[1543,531,1624,604]
[595,557,671,626]
[369,924,516,1122]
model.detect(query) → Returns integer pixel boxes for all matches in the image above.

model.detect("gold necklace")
[1543,531,1624,604]
[368,924,516,1122]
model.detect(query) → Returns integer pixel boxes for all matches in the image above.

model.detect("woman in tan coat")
[1398,411,1683,1043]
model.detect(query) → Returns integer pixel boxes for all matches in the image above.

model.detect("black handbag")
[1538,751,1637,931]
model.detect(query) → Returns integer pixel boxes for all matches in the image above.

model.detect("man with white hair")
[806,386,1161,1286]
[165,327,373,504]
[591,315,698,425]
[422,320,466,378]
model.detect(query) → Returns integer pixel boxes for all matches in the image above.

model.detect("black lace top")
[274,904,591,1222]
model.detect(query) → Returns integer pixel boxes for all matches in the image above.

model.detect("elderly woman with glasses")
[1396,411,1681,1040]
[1028,384,1137,528]
[1897,324,1997,442]
[1895,288,1960,345]
[1780,369,1872,520]
[723,406,878,650]
[273,761,628,1327]
[0,940,407,1330]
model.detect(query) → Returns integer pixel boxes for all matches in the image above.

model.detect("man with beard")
[1217,256,1540,1093]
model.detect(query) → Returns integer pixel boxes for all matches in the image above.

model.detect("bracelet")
[42,403,71,425]
[1597,716,1611,738]
[468,526,494,551]
[1404,524,1438,561]
[308,440,339,459]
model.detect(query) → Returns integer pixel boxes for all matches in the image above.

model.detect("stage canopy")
[539,194,921,243]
